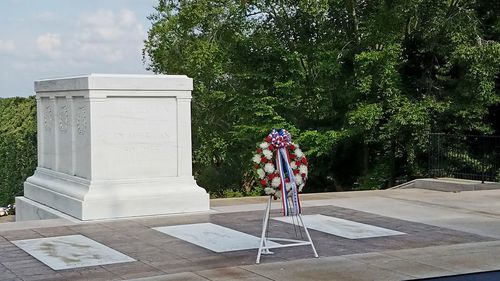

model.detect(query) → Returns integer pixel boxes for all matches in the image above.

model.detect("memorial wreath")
[0,204,15,217]
[252,129,308,215]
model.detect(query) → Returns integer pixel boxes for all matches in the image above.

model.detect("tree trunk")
[362,143,369,177]
[347,0,361,45]
[389,140,396,188]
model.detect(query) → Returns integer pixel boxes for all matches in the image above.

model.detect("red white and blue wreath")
[252,129,308,216]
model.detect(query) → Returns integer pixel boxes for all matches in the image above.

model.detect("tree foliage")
[144,0,500,195]
[0,97,37,206]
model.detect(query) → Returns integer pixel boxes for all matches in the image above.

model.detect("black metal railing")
[428,133,500,182]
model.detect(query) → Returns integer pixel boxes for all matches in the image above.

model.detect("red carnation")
[260,179,267,186]
[301,173,306,178]
[289,144,296,150]
[268,173,276,180]
[301,157,308,165]
[295,160,301,167]
[256,148,263,154]
[265,136,272,142]
[285,178,290,183]
[290,154,296,160]
[293,170,300,175]
[254,164,259,169]
[261,157,268,163]
[268,145,274,151]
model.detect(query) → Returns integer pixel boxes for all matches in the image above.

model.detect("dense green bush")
[0,97,37,206]
[144,0,500,195]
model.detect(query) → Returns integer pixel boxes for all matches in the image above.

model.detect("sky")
[0,0,158,97]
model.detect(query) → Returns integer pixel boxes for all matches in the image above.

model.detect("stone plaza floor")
[2,187,500,280]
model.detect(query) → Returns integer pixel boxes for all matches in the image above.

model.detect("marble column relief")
[40,97,56,169]
[58,104,70,133]
[76,104,88,136]
[73,97,90,179]
[43,100,54,131]
[56,97,72,174]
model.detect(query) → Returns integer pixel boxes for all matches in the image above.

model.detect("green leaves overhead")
[0,97,37,206]
[144,0,500,193]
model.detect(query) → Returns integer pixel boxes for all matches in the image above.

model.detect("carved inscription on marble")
[76,106,88,135]
[43,104,54,130]
[58,105,70,132]
[113,131,172,152]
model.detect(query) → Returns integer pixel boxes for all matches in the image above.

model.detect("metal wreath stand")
[254,129,319,263]
[256,194,319,263]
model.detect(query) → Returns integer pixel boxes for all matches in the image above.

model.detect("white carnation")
[257,169,265,179]
[271,177,281,187]
[299,165,308,176]
[295,176,303,185]
[252,154,261,164]
[285,182,292,192]
[294,148,304,158]
[290,161,297,169]
[264,187,275,195]
[259,142,269,149]
[264,163,275,173]
[263,149,273,159]
[298,183,305,192]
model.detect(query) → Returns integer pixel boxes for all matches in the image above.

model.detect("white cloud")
[36,33,62,58]
[77,9,144,43]
[119,9,137,26]
[1,2,156,97]
[36,11,57,22]
[31,9,145,63]
[0,40,16,54]
[73,9,145,62]
[78,10,121,41]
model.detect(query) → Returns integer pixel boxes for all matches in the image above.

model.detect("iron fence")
[428,133,500,182]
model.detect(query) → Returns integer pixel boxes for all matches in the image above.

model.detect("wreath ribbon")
[277,148,301,216]
[271,129,301,216]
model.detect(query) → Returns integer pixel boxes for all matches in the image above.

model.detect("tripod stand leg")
[256,196,272,264]
[297,214,319,258]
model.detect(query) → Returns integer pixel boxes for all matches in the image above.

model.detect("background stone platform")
[2,187,500,280]
[0,216,13,223]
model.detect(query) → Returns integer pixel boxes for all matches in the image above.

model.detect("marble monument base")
[17,74,210,221]
[17,168,209,221]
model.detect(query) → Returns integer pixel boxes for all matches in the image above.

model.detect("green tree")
[144,0,500,195]
[0,97,37,206]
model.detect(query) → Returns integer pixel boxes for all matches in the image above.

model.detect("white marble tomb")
[274,214,405,239]
[12,235,135,270]
[16,74,210,221]
[153,223,280,252]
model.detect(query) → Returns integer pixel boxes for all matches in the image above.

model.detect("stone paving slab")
[12,234,136,270]
[343,252,456,279]
[153,223,280,252]
[2,189,500,280]
[0,204,494,280]
[243,255,414,281]
[0,216,14,223]
[274,214,405,239]
[129,272,210,281]
[129,240,500,281]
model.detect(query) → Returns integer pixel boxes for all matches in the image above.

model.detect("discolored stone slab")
[153,223,280,253]
[12,234,135,270]
[274,214,405,239]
